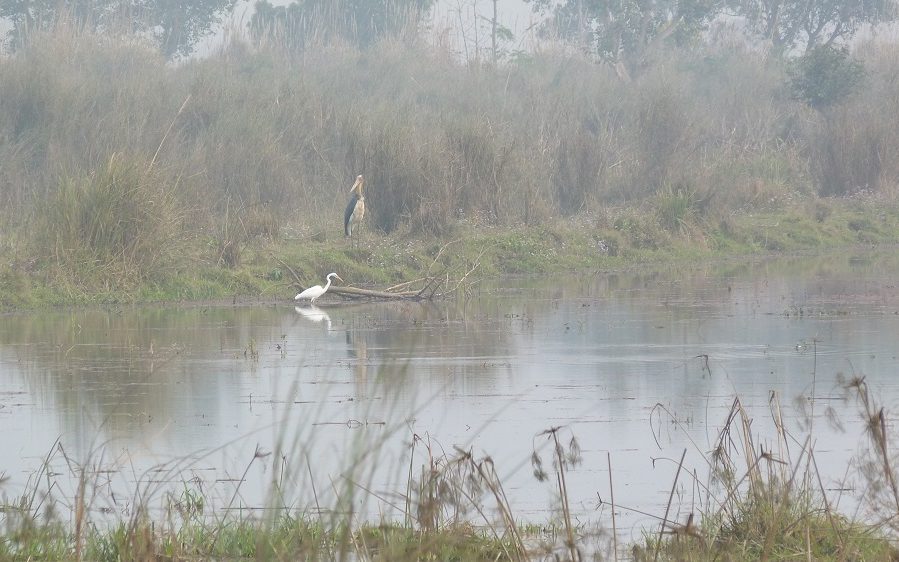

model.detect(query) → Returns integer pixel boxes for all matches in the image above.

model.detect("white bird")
[294,272,343,304]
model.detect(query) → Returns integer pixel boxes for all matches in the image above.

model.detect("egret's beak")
[350,175,364,193]
[335,274,345,284]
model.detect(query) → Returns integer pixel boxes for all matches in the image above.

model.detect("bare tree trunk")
[491,0,498,65]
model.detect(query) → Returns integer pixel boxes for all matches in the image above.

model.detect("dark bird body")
[344,175,365,237]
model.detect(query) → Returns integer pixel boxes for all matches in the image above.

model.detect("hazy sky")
[432,0,538,37]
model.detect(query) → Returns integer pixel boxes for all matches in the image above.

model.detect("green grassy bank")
[4,195,899,309]
[2,512,894,561]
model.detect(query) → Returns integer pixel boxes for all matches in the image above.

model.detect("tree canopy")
[0,0,236,58]
[731,0,898,55]
[249,0,434,52]
[528,0,898,75]
[527,0,721,79]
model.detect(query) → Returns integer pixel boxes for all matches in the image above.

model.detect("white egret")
[294,272,343,304]
[344,174,365,237]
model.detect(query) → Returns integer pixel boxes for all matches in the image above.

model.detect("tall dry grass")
[39,153,187,283]
[2,24,899,284]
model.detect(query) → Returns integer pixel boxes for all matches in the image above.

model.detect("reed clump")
[638,375,899,561]
[38,153,187,285]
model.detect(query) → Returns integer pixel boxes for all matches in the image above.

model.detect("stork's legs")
[348,222,363,248]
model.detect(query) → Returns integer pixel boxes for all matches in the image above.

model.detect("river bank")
[5,195,899,310]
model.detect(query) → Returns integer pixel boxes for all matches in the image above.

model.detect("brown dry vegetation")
[1,24,899,299]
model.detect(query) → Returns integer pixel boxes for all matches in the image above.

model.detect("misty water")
[3,251,899,541]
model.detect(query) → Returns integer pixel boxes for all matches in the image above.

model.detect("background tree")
[249,0,435,52]
[788,45,865,110]
[730,0,898,56]
[487,0,515,64]
[138,0,237,58]
[526,0,721,80]
[0,0,236,58]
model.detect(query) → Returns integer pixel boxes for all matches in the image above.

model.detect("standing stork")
[344,174,365,237]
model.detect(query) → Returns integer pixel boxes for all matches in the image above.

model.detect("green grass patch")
[1,197,899,310]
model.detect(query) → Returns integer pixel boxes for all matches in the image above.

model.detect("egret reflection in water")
[294,305,333,332]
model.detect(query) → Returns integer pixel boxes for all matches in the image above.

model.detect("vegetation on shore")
[5,196,899,309]
[2,21,899,308]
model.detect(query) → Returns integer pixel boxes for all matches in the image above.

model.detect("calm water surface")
[3,252,899,539]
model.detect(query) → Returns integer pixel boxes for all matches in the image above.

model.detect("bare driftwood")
[329,275,444,301]
[284,238,482,302]
[329,286,417,299]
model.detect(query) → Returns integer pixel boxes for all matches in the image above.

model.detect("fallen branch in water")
[440,248,485,298]
[329,275,445,301]
[328,286,418,299]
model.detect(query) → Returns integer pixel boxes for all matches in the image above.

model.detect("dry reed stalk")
[149,94,191,172]
[653,448,686,562]
[533,426,581,561]
[810,450,846,554]
[207,444,270,552]
[851,377,899,517]
[405,432,419,528]
[608,452,618,562]
[461,450,527,560]
[769,390,792,481]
